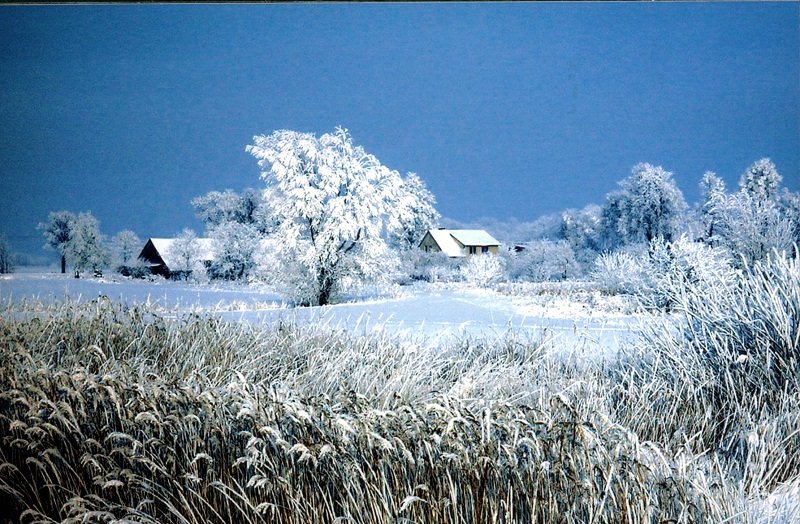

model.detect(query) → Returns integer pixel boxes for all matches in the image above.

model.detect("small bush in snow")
[460,254,505,287]
[591,248,651,295]
[645,235,738,309]
[117,257,151,279]
[408,251,460,283]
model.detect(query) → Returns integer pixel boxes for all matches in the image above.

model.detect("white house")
[418,229,500,257]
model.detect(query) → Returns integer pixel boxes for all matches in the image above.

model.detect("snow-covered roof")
[147,238,216,268]
[449,230,500,247]
[422,229,500,257]
[425,229,466,257]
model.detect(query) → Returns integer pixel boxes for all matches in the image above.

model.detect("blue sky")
[1,3,797,256]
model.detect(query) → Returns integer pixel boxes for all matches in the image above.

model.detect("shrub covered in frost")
[410,251,461,283]
[593,237,739,311]
[591,247,652,295]
[645,235,738,309]
[460,254,505,287]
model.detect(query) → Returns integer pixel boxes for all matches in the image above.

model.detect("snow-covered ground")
[0,269,283,311]
[0,270,644,354]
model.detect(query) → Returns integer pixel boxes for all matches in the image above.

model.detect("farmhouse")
[418,229,500,257]
[138,238,215,279]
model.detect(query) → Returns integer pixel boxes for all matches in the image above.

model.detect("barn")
[137,238,215,279]
[418,229,500,257]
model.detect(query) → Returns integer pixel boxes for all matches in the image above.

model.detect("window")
[469,246,477,255]
[481,246,489,254]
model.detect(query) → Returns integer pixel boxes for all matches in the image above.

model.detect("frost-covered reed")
[0,251,797,523]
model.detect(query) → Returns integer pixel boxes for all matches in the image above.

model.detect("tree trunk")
[318,279,333,306]
[61,255,66,274]
[317,266,334,306]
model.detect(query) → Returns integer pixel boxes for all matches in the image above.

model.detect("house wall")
[138,240,170,277]
[450,241,498,255]
[419,234,442,253]
[464,245,499,256]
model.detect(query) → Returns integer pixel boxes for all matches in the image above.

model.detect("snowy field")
[0,269,644,355]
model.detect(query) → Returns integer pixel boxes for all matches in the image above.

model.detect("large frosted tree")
[168,228,202,280]
[246,127,407,305]
[600,163,687,249]
[66,212,109,277]
[390,172,441,251]
[700,159,795,266]
[39,210,76,273]
[208,222,260,281]
[111,230,142,269]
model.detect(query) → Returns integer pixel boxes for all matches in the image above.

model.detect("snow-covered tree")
[505,240,581,282]
[598,193,626,251]
[600,163,688,249]
[208,222,260,281]
[559,204,602,268]
[0,234,12,274]
[168,228,202,280]
[780,189,800,253]
[191,188,265,230]
[192,190,242,227]
[239,188,265,228]
[715,192,793,267]
[38,210,76,273]
[390,172,440,251]
[698,160,794,266]
[111,230,142,271]
[246,127,405,305]
[699,171,726,246]
[66,212,109,277]
[740,157,782,202]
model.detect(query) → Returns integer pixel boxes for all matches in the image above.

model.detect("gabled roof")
[425,229,465,257]
[449,230,500,247]
[421,229,500,257]
[144,238,215,269]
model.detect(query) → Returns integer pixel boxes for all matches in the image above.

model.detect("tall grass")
[0,251,798,523]
[612,251,800,498]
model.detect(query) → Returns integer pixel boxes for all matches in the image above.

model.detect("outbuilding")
[137,237,215,279]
